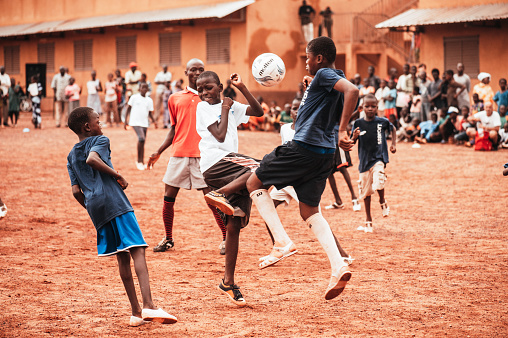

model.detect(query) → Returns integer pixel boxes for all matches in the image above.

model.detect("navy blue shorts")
[255,141,334,207]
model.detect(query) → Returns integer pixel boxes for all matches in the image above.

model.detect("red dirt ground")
[0,113,507,337]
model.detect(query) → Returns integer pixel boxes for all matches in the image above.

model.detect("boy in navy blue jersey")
[351,94,396,233]
[67,107,176,327]
[245,37,359,300]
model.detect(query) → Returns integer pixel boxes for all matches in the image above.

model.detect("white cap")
[478,72,491,81]
[448,106,459,114]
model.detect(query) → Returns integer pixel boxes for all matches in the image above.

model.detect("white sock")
[306,213,345,276]
[250,189,292,246]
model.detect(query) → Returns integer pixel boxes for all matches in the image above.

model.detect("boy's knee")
[246,173,262,192]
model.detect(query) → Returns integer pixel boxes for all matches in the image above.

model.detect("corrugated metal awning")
[376,3,508,29]
[0,0,255,38]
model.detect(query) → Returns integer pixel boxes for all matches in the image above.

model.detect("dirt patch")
[0,114,507,337]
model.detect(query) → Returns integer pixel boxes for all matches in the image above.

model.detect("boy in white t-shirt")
[125,83,157,170]
[195,71,263,307]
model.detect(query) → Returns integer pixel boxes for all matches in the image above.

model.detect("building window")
[444,36,479,78]
[116,36,137,68]
[74,40,93,71]
[206,28,230,64]
[4,45,20,74]
[38,42,55,73]
[159,32,181,66]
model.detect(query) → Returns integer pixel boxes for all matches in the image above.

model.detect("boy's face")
[305,51,320,76]
[363,98,377,119]
[445,73,452,81]
[500,79,507,89]
[140,84,148,96]
[461,107,469,117]
[473,93,479,102]
[388,80,395,89]
[87,111,102,136]
[432,71,439,80]
[196,76,222,105]
[290,99,300,120]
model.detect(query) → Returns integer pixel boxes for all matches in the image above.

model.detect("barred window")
[116,36,137,68]
[206,28,230,64]
[38,42,55,73]
[4,45,20,74]
[444,36,479,78]
[159,32,181,66]
[74,40,93,71]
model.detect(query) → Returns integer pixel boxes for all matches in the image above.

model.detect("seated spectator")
[499,105,506,128]
[471,93,484,115]
[499,122,508,148]
[473,72,495,104]
[399,117,421,143]
[466,101,501,149]
[396,107,412,142]
[415,112,440,143]
[454,106,473,145]
[439,107,459,143]
[249,96,268,131]
[280,103,293,124]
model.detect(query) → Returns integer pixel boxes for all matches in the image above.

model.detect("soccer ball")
[251,53,286,87]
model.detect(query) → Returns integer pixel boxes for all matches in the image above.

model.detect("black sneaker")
[218,280,246,307]
[153,238,174,252]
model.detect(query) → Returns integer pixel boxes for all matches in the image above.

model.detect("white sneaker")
[364,224,373,233]
[136,162,145,171]
[381,202,390,217]
[0,204,7,218]
[352,199,361,212]
[356,225,365,231]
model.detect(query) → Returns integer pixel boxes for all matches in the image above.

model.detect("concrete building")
[377,0,508,94]
[0,0,416,111]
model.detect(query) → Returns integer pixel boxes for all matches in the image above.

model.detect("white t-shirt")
[196,100,249,173]
[28,83,40,96]
[474,110,501,129]
[128,93,154,127]
[154,71,173,94]
[87,79,100,95]
[280,123,295,145]
[0,73,10,97]
[375,87,389,111]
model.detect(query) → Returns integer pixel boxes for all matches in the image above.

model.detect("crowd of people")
[351,63,507,151]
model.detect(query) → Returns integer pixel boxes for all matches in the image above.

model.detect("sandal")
[259,242,297,269]
[324,265,352,300]
[324,202,345,210]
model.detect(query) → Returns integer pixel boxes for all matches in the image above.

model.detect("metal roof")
[376,3,508,29]
[0,0,255,38]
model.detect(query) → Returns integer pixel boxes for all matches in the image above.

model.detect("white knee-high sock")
[250,189,291,246]
[306,213,345,275]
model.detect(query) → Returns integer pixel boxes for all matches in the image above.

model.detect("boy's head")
[185,58,205,88]
[445,70,454,81]
[363,94,378,119]
[499,105,506,116]
[368,66,375,76]
[380,79,387,88]
[412,118,420,126]
[141,73,147,82]
[472,93,480,102]
[31,75,37,83]
[403,63,409,75]
[362,78,370,87]
[91,70,96,78]
[284,103,291,113]
[69,77,75,85]
[388,114,397,125]
[306,37,336,75]
[68,107,102,136]
[139,83,149,96]
[388,79,395,89]
[196,71,222,105]
[107,73,114,81]
[431,68,440,80]
[10,77,15,86]
[413,86,420,95]
[430,113,438,123]
[290,98,301,121]
[410,65,417,75]
[400,107,408,117]
[499,78,507,90]
[461,105,469,117]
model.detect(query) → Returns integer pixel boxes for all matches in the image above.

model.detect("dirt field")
[0,114,507,337]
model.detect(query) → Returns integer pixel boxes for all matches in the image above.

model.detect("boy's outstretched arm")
[390,127,397,153]
[207,97,233,143]
[71,185,86,208]
[124,105,131,129]
[86,152,128,189]
[147,126,175,169]
[230,73,263,117]
[334,79,359,151]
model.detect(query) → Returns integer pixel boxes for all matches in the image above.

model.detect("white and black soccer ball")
[251,53,286,87]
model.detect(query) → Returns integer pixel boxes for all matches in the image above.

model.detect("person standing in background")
[299,0,315,43]
[454,63,471,109]
[87,70,103,118]
[51,66,71,128]
[0,66,10,127]
[154,65,172,124]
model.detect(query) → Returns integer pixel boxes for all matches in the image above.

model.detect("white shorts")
[162,157,208,190]
[358,161,387,200]
[269,186,299,206]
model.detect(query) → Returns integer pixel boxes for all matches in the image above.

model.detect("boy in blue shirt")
[247,37,359,300]
[352,94,396,233]
[67,107,176,326]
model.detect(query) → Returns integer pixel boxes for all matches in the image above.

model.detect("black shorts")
[331,147,352,173]
[256,141,334,207]
[203,153,260,228]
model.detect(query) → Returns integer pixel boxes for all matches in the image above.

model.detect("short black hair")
[363,93,377,103]
[197,71,220,85]
[446,70,454,76]
[432,68,440,74]
[307,37,336,63]
[68,106,94,134]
